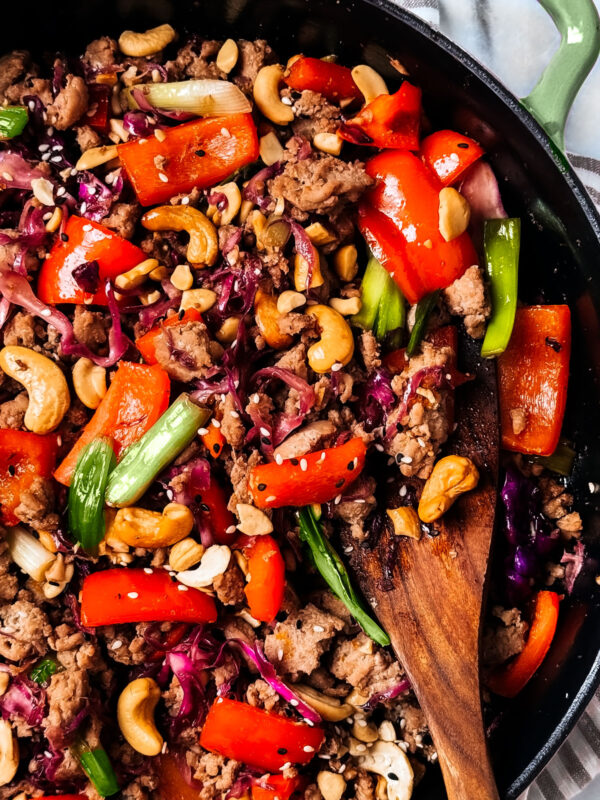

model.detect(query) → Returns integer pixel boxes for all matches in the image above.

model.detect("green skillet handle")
[521,0,600,150]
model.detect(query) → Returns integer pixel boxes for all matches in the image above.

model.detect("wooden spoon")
[345,338,500,800]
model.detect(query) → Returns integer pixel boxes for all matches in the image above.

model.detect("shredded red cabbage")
[288,220,317,289]
[123,110,159,139]
[459,160,507,249]
[0,269,130,367]
[77,170,118,221]
[337,123,374,145]
[72,260,100,294]
[250,366,316,447]
[243,163,283,210]
[561,541,585,595]
[0,675,46,726]
[131,87,195,122]
[385,365,446,440]
[231,639,321,724]
[206,191,228,210]
[0,151,49,190]
[356,368,395,431]
[361,679,411,711]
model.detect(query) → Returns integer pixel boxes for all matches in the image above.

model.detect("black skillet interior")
[8,0,600,796]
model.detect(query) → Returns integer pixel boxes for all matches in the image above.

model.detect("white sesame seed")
[401,456,413,464]
[399,485,407,497]
[277,648,284,660]
[143,567,153,574]
[46,126,54,136]
[161,741,168,754]
[212,419,221,429]
[80,202,87,214]
[111,639,123,649]
[300,459,308,472]
[38,143,50,152]
[181,196,190,205]
[41,152,51,161]
[226,525,237,534]
[43,211,52,221]
[198,427,209,436]
[303,746,314,753]
[353,457,358,467]
[230,410,240,418]
[275,454,283,465]
[166,489,174,500]
[56,186,66,197]
[1,172,13,182]
[279,762,292,771]
[158,172,169,183]
[313,625,324,633]
[289,699,299,706]
[334,494,342,505]
[177,584,188,591]
[356,744,367,753]
[252,393,260,403]
[50,155,62,163]
[318,452,326,463]
[28,100,36,111]
[281,96,293,106]
[41,309,51,317]
[266,495,276,503]
[344,546,353,554]
[127,592,139,599]
[220,127,231,137]
[260,427,270,437]
[331,362,343,372]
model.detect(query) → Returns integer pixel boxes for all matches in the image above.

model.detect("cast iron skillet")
[8,0,600,796]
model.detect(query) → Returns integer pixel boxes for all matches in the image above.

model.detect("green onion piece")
[297,507,390,647]
[352,254,405,343]
[406,290,440,357]
[72,738,120,797]
[530,440,576,477]
[106,394,210,508]
[125,80,251,116]
[0,106,29,140]
[30,657,61,686]
[481,218,520,358]
[68,437,116,554]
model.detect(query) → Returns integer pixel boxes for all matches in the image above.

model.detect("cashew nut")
[216,39,239,73]
[112,503,194,549]
[254,288,293,350]
[277,290,306,315]
[352,740,413,800]
[0,346,70,434]
[236,504,273,537]
[206,182,242,227]
[140,288,162,305]
[115,258,159,290]
[352,716,379,743]
[317,772,346,800]
[329,296,362,316]
[306,305,355,373]
[0,674,9,697]
[260,132,285,166]
[351,65,389,104]
[75,144,119,172]
[386,507,421,539]
[170,263,194,291]
[43,553,75,599]
[169,537,205,572]
[177,544,231,588]
[293,684,353,721]
[45,206,63,233]
[294,245,325,291]
[31,177,54,206]
[142,206,218,267]
[117,677,163,756]
[418,455,479,523]
[215,316,241,344]
[438,187,471,242]
[305,222,336,247]
[180,288,217,313]
[118,23,176,57]
[0,720,18,787]
[333,244,359,282]
[72,358,107,410]
[313,132,343,156]
[253,65,294,126]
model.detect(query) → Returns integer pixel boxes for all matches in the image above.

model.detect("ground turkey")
[264,603,345,680]
[227,450,263,511]
[82,37,118,71]
[0,594,52,662]
[0,391,28,429]
[289,89,342,140]
[167,39,225,80]
[153,320,220,382]
[3,312,37,348]
[213,562,246,606]
[101,202,141,240]
[482,606,528,667]
[73,306,108,351]
[46,74,89,130]
[268,153,373,216]
[218,393,245,448]
[14,476,59,531]
[233,40,275,93]
[75,124,102,152]
[330,632,405,699]
[442,265,490,339]
[43,668,90,748]
[0,541,18,601]
[246,678,280,711]
[186,751,241,800]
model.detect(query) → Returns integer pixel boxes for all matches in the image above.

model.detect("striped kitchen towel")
[392,2,600,799]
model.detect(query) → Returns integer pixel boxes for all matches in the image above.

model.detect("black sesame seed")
[195,149,206,157]
[257,483,267,491]
[276,610,288,622]
[335,478,345,488]
[200,503,210,513]
[387,773,398,781]
[55,195,66,205]
[261,437,271,445]
[8,465,16,476]
[395,453,404,464]
[195,494,203,502]
[290,458,299,466]
[396,422,403,432]
[457,142,469,148]
[178,308,185,320]
[277,748,288,755]
[213,443,221,453]
[347,461,355,471]
[546,337,562,352]
[295,619,303,629]
[60,232,69,241]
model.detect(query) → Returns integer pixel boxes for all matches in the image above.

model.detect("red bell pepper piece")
[80,568,217,627]
[38,215,145,305]
[157,754,203,800]
[118,114,259,206]
[147,623,190,662]
[36,796,89,800]
[339,82,422,150]
[252,775,303,800]
[86,85,111,132]
[195,477,238,546]
[421,129,484,185]
[201,419,226,459]
[248,437,367,509]
[498,305,571,456]
[54,361,170,486]
[135,309,203,365]
[200,698,324,772]
[0,430,58,526]
[284,56,361,103]
[487,591,560,698]
[359,150,478,304]
[242,535,285,622]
